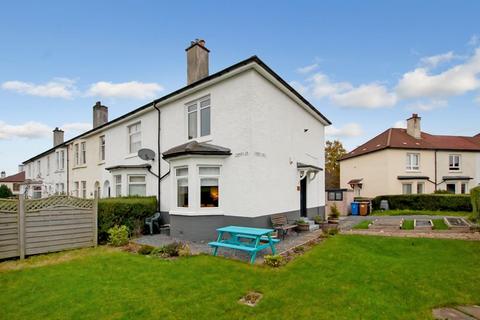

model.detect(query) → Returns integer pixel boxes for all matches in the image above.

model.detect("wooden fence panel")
[0,195,97,260]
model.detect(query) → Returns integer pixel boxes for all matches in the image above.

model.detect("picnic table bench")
[208,226,279,264]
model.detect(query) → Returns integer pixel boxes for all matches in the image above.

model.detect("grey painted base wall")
[168,206,325,241]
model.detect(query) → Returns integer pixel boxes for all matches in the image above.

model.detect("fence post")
[93,196,98,247]
[18,194,25,259]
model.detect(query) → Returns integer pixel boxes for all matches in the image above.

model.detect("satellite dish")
[138,148,156,161]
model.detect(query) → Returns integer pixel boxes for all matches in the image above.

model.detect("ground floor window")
[199,166,219,208]
[13,183,20,192]
[81,181,87,198]
[402,183,412,195]
[74,182,79,197]
[417,182,424,194]
[461,183,467,194]
[128,175,146,196]
[176,168,188,207]
[446,183,456,194]
[114,175,122,197]
[327,191,343,201]
[32,186,42,199]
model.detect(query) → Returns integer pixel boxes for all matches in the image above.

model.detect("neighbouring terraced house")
[21,40,331,240]
[339,114,480,198]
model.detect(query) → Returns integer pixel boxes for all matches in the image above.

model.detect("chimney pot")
[186,39,209,85]
[53,128,64,147]
[93,101,108,128]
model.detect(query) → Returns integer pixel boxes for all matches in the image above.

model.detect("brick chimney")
[53,127,64,147]
[93,101,108,128]
[186,39,209,85]
[406,113,421,139]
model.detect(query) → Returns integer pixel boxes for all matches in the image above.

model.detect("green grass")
[1,236,479,319]
[372,209,471,217]
[402,220,415,230]
[352,220,371,229]
[432,219,449,230]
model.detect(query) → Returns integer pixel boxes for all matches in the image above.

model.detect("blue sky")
[1,1,479,174]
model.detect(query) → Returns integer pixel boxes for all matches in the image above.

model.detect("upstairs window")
[47,156,50,175]
[176,168,189,208]
[37,160,41,177]
[187,97,210,139]
[199,166,219,208]
[99,136,105,161]
[80,142,86,164]
[74,144,80,166]
[58,150,65,170]
[128,122,141,154]
[406,153,420,171]
[449,154,461,171]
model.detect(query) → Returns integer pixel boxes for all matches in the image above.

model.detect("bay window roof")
[162,141,231,160]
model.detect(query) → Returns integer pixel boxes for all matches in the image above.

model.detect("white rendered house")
[22,40,331,240]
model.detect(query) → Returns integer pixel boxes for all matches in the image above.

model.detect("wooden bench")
[208,241,257,252]
[270,215,297,239]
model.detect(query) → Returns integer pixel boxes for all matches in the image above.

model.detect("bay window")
[81,181,87,198]
[128,175,146,196]
[176,168,189,207]
[402,183,412,195]
[406,153,420,171]
[199,166,219,208]
[114,175,122,197]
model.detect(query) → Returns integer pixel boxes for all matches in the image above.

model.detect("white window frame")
[37,160,41,177]
[99,135,105,162]
[114,175,122,197]
[406,153,420,171]
[186,96,211,140]
[47,156,50,175]
[128,122,142,155]
[461,182,468,194]
[176,167,189,208]
[81,181,87,198]
[80,142,86,165]
[417,182,424,194]
[402,183,413,195]
[74,182,79,197]
[60,150,65,170]
[198,166,220,208]
[449,154,461,172]
[74,144,80,166]
[127,175,146,196]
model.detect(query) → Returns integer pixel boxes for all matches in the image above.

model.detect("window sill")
[72,165,87,170]
[405,170,421,173]
[54,170,65,173]
[125,153,138,160]
[187,135,212,144]
[448,170,462,173]
[98,161,106,166]
[170,209,224,216]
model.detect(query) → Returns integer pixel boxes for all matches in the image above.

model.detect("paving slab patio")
[433,306,480,320]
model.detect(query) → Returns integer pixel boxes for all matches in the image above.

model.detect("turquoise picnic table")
[208,226,280,264]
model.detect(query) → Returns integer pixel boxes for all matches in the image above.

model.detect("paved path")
[433,305,480,319]
[339,215,468,231]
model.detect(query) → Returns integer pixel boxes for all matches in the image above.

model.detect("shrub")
[329,203,340,219]
[107,225,129,246]
[471,186,480,222]
[263,255,285,267]
[151,242,189,258]
[0,185,13,198]
[296,218,308,225]
[313,215,324,224]
[372,194,472,212]
[98,196,157,243]
[138,245,155,255]
[434,190,453,194]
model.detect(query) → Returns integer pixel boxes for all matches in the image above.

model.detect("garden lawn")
[372,209,471,217]
[1,236,479,320]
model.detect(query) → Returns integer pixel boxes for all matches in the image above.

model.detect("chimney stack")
[53,127,64,147]
[406,113,421,139]
[93,101,108,128]
[186,39,209,85]
[1,171,5,179]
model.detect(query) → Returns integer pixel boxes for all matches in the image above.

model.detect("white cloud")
[468,34,479,46]
[406,99,447,111]
[297,63,319,74]
[393,120,407,129]
[331,84,397,108]
[1,78,76,99]
[86,81,163,99]
[396,48,480,99]
[475,96,480,105]
[289,81,308,95]
[0,121,91,140]
[420,51,457,68]
[309,73,352,99]
[325,123,363,138]
[0,121,51,139]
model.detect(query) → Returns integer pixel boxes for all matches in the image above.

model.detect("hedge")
[372,194,472,212]
[98,196,157,243]
[471,186,480,221]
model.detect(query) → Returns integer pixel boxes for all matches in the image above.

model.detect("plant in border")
[329,203,340,219]
[263,254,285,267]
[471,186,480,222]
[107,225,129,247]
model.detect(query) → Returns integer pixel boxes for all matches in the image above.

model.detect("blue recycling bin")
[351,202,360,216]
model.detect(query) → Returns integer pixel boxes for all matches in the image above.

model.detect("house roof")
[162,141,232,159]
[0,171,25,183]
[340,128,480,161]
[23,56,331,164]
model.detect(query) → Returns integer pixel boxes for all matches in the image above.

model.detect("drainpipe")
[154,103,161,214]
[66,146,70,195]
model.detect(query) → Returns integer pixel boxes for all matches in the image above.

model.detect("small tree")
[325,140,347,189]
[0,185,13,198]
[471,186,480,222]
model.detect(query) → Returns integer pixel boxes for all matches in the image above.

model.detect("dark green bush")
[138,245,155,255]
[0,185,13,198]
[372,194,472,212]
[98,196,157,243]
[151,242,190,258]
[471,186,480,222]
